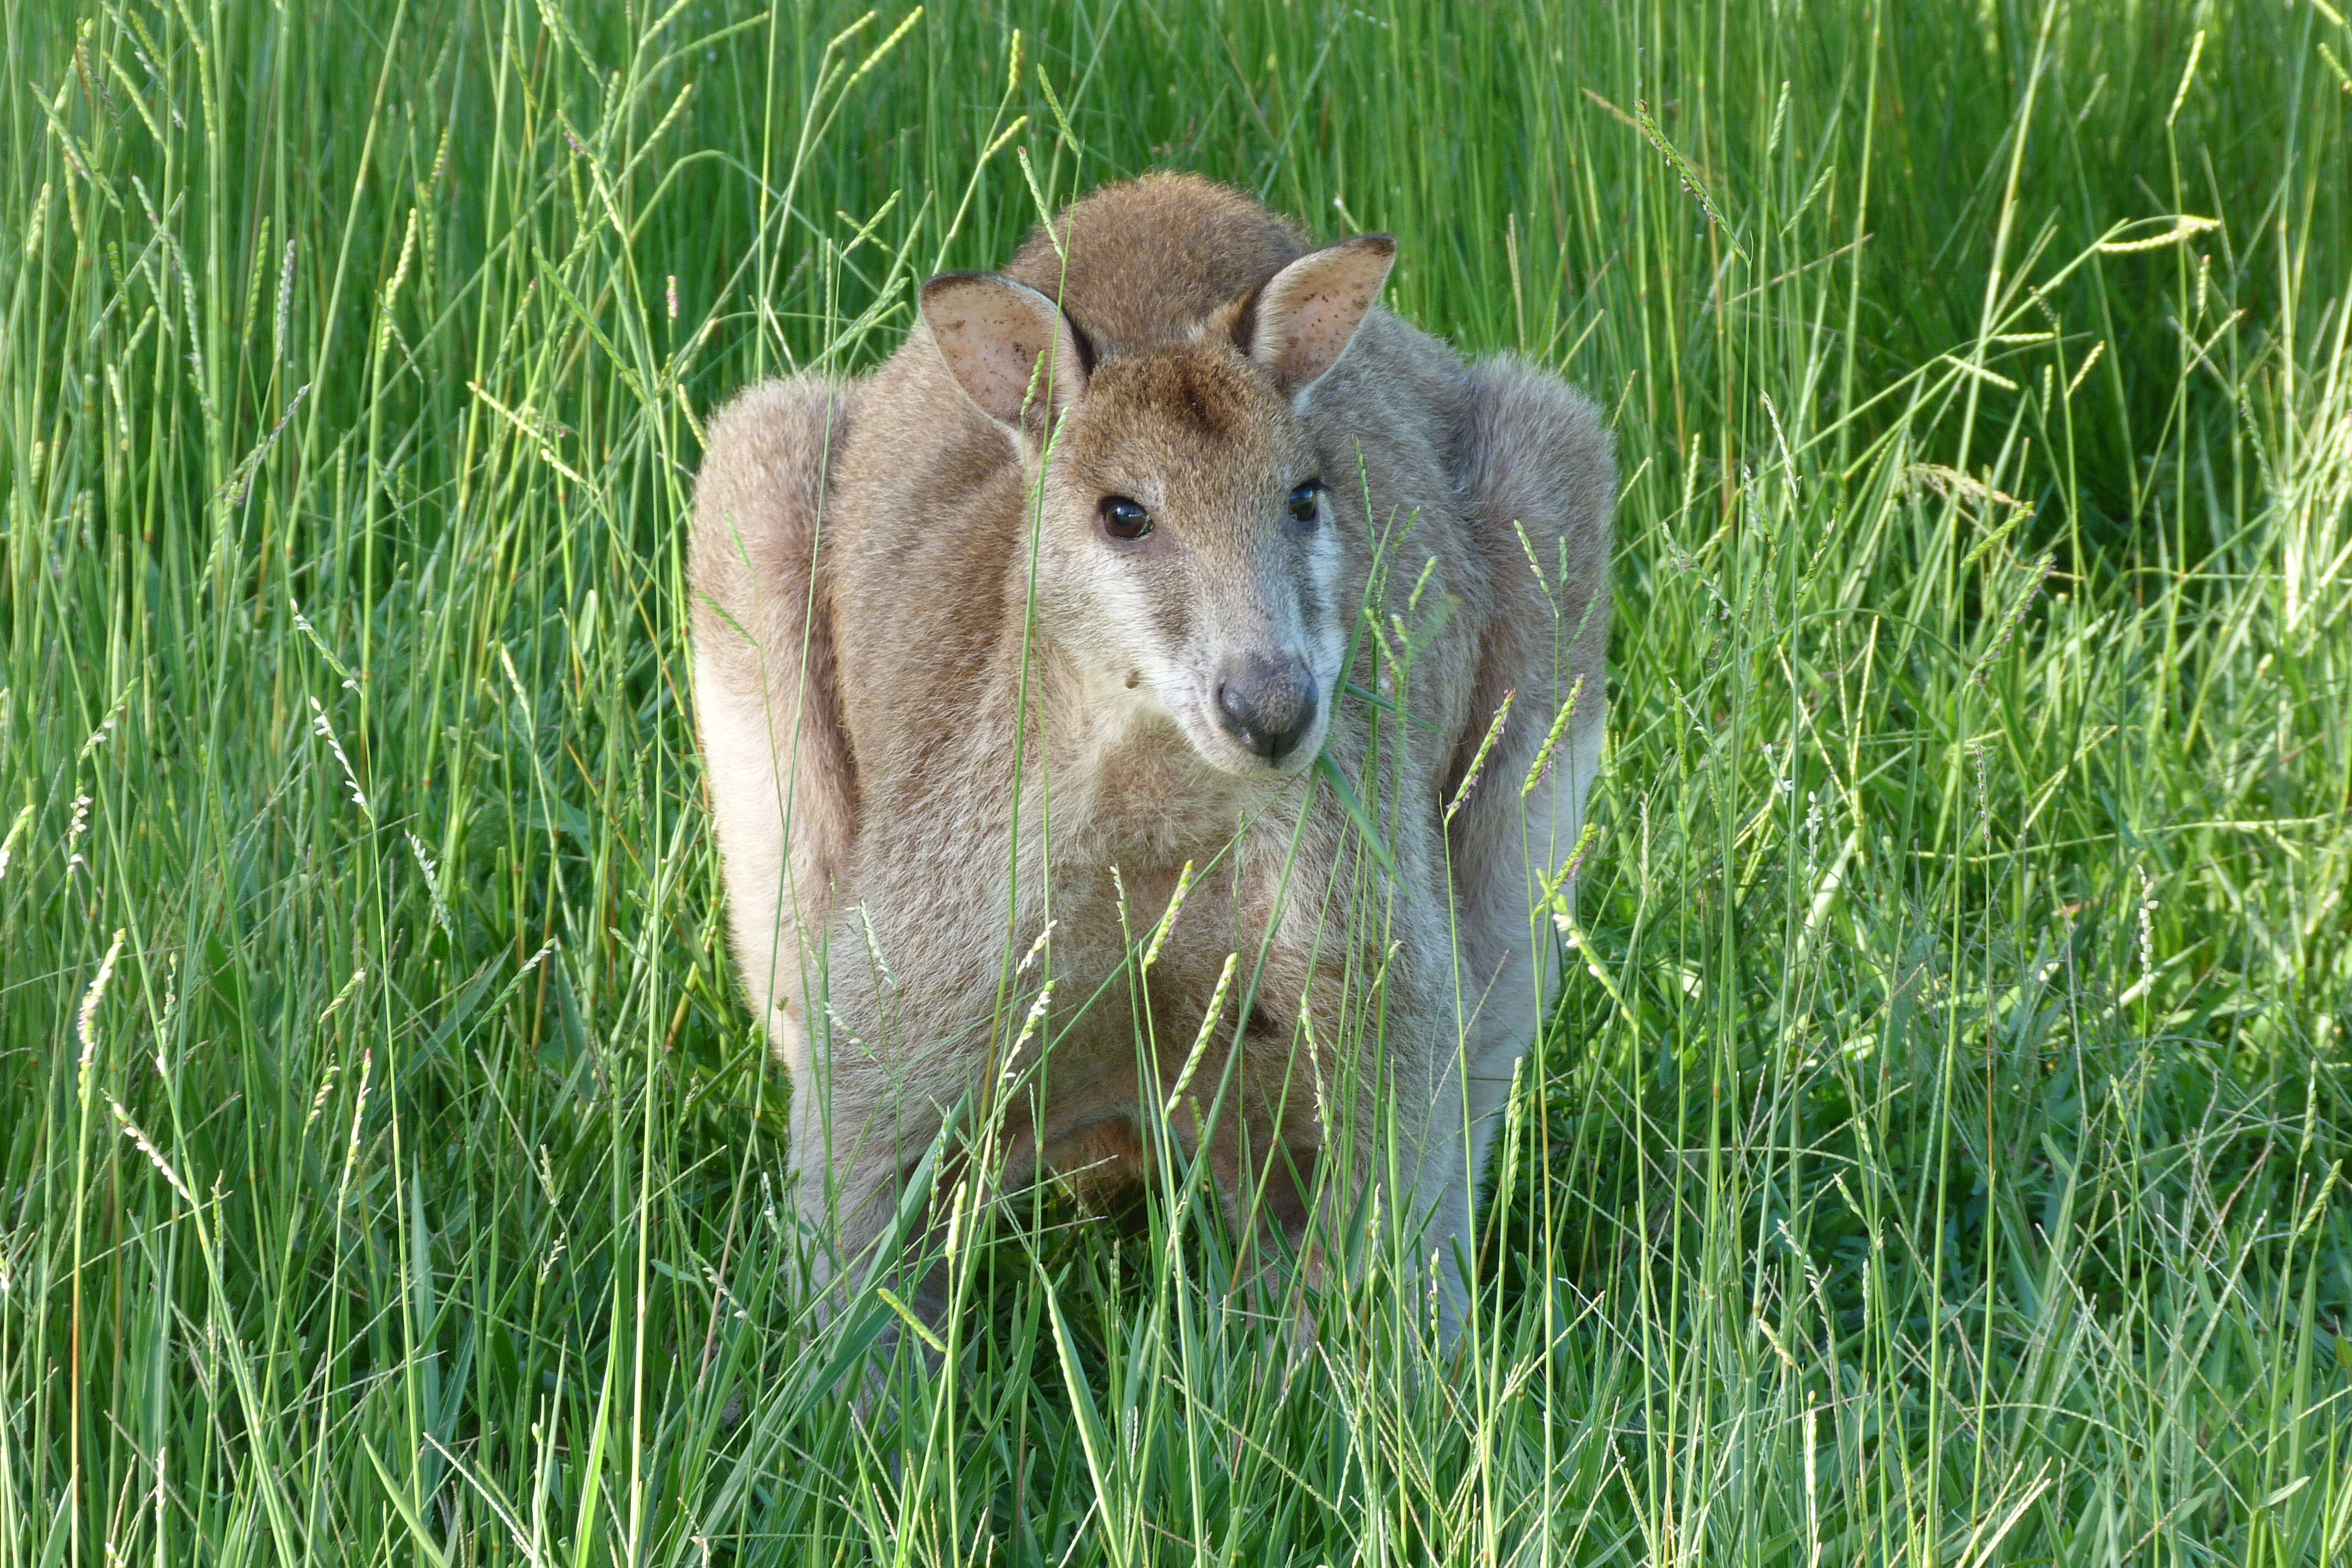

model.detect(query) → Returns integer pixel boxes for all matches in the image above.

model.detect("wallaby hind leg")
[788,1083,953,1413]
[689,377,862,1074]
[789,1076,951,1327]
[1252,970,1475,1347]
[1434,357,1615,1273]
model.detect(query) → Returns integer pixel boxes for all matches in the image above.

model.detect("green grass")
[5,0,2351,1561]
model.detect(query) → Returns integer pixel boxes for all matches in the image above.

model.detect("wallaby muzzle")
[1212,650,1319,765]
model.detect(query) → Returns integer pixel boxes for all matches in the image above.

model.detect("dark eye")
[1287,481,1324,526]
[1100,496,1153,541]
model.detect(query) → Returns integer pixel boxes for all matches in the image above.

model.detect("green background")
[3,1,2348,1561]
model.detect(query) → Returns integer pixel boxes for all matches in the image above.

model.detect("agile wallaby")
[690,173,1610,1344]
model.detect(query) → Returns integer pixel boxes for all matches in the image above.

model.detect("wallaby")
[690,173,1611,1347]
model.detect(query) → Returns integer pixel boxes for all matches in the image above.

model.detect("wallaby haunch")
[690,174,1611,1344]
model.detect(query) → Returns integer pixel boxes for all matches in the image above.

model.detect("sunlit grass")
[3,1,2348,1562]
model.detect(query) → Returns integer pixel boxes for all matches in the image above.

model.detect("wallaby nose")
[1214,653,1319,764]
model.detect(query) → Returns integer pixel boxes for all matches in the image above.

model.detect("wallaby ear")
[920,272,1091,443]
[1246,234,1398,397]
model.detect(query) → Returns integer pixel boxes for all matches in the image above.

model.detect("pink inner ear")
[979,328,1045,414]
[927,277,1074,430]
[1252,239,1394,393]
[1275,285,1379,387]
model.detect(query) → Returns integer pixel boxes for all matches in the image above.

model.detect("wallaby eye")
[1287,481,1324,526]
[1100,496,1153,541]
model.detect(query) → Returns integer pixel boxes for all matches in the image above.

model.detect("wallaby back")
[1000,173,1310,355]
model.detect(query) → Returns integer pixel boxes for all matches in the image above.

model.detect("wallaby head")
[918,233,1397,775]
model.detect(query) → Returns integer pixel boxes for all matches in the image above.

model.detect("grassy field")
[5,0,2351,1561]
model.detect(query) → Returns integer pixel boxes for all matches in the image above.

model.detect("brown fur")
[688,172,1613,1342]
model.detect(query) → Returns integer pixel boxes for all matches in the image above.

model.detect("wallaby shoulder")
[685,374,865,1051]
[688,376,860,690]
[824,328,1029,801]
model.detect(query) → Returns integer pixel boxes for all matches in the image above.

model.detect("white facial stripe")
[1306,523,1348,693]
[1095,569,1182,714]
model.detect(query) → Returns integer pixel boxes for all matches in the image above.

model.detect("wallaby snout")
[1213,650,1319,765]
